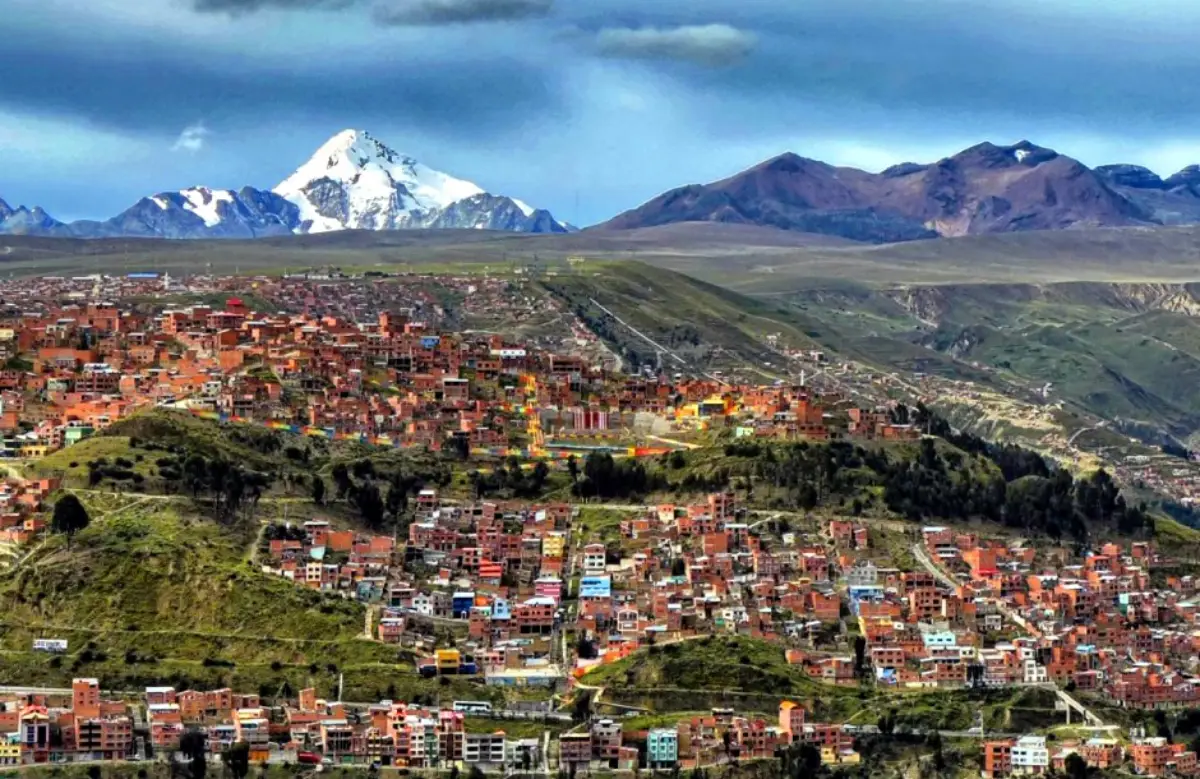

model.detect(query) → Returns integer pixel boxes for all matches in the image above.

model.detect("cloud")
[189,0,552,25]
[171,123,211,153]
[191,0,356,14]
[373,0,552,25]
[595,23,757,67]
[0,29,563,142]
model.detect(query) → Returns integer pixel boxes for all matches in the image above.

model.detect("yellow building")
[542,534,566,558]
[17,443,48,459]
[435,649,461,672]
[820,746,861,766]
[0,739,21,766]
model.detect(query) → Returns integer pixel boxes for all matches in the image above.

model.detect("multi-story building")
[647,728,679,768]
[76,716,133,760]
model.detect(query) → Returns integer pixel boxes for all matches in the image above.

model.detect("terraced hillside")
[0,410,488,703]
[784,282,1200,445]
[581,636,1063,734]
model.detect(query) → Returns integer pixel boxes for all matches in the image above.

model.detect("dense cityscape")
[0,268,1192,779]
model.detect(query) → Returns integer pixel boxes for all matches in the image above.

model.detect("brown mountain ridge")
[600,140,1200,243]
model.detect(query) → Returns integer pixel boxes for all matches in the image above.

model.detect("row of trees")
[178,454,273,524]
[717,406,1148,542]
[468,459,551,500]
[570,452,666,500]
[176,730,249,779]
[317,458,448,531]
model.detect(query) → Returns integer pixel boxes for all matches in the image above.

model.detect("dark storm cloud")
[191,0,355,13]
[373,0,553,26]
[664,0,1200,130]
[594,24,756,67]
[0,29,562,141]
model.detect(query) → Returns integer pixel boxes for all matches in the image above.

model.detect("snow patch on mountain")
[179,187,235,227]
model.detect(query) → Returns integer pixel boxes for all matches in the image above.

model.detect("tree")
[567,455,579,484]
[88,765,102,779]
[331,462,352,499]
[572,690,593,723]
[853,635,867,675]
[311,476,326,506]
[180,729,207,779]
[1064,753,1089,779]
[575,635,598,660]
[926,732,945,771]
[353,481,386,529]
[51,494,91,546]
[222,742,250,779]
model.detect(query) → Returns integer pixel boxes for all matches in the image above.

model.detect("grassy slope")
[6,410,497,703]
[782,282,1200,440]
[32,409,303,488]
[583,637,1062,733]
[541,262,826,373]
[0,500,439,700]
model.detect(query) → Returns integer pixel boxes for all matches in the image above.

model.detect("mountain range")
[0,130,569,239]
[5,136,1200,243]
[601,141,1200,243]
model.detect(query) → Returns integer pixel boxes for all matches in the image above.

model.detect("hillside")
[3,410,485,701]
[0,501,446,701]
[581,636,1063,734]
[539,262,828,376]
[777,281,1200,445]
[563,407,1149,544]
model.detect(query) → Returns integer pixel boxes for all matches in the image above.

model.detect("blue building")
[647,729,678,767]
[452,591,476,619]
[579,576,612,600]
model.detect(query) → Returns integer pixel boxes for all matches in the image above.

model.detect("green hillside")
[776,281,1200,444]
[582,636,1062,733]
[0,499,486,702]
[4,410,492,702]
[627,426,1149,542]
[541,262,826,375]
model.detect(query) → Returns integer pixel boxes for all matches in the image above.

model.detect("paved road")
[910,542,960,591]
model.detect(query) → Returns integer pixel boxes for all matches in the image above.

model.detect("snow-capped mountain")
[0,129,567,239]
[0,196,64,235]
[274,129,567,234]
[81,187,301,239]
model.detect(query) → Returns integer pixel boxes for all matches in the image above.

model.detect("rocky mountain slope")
[0,196,64,235]
[601,141,1200,242]
[0,129,567,239]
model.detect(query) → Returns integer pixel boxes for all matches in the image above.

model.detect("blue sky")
[3,0,1200,225]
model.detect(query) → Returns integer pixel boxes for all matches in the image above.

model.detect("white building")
[1012,735,1049,774]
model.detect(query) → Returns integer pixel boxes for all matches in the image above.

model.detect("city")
[0,269,1194,779]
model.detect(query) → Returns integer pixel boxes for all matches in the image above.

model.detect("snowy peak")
[273,129,565,234]
[92,186,300,239]
[0,129,567,239]
[0,196,63,235]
